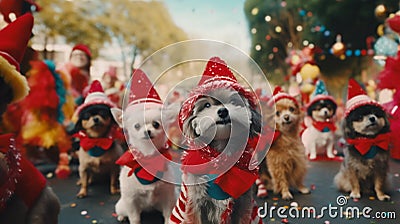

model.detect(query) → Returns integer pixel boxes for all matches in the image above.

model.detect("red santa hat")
[345,79,382,116]
[125,69,162,111]
[178,57,258,129]
[71,44,92,59]
[0,13,34,102]
[267,86,298,107]
[74,80,116,116]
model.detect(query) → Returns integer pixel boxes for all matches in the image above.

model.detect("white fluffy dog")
[111,70,176,224]
[301,81,338,160]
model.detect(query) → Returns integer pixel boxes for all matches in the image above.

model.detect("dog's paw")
[377,194,391,201]
[309,154,317,160]
[77,190,87,198]
[111,187,120,195]
[117,215,126,222]
[349,191,361,199]
[298,186,310,195]
[281,191,293,200]
[327,153,335,158]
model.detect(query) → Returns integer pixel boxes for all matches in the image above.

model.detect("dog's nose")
[324,110,328,116]
[145,130,151,136]
[93,117,99,123]
[283,114,290,121]
[217,108,229,119]
[369,116,376,123]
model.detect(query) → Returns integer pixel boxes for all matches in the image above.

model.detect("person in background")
[59,44,92,106]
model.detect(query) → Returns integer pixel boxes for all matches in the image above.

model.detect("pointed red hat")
[71,44,92,59]
[0,13,34,102]
[267,86,298,107]
[178,57,257,129]
[74,80,116,116]
[345,79,382,116]
[387,14,400,34]
[126,69,162,109]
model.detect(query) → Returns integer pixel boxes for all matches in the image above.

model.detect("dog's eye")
[134,123,141,130]
[81,112,91,120]
[204,103,211,108]
[98,110,109,118]
[276,111,280,116]
[289,107,295,112]
[152,121,160,129]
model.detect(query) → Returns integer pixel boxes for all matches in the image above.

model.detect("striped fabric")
[169,182,263,224]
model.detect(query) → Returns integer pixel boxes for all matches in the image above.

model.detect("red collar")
[312,120,337,132]
[115,147,171,182]
[346,133,391,155]
[73,126,124,151]
[181,139,259,199]
[0,134,46,212]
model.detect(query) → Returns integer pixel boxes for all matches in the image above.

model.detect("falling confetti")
[281,218,289,223]
[290,202,298,207]
[70,203,77,208]
[369,196,375,200]
[85,215,91,219]
[91,220,98,224]
[353,198,359,202]
[112,213,118,217]
[81,210,88,216]
[311,184,316,190]
[99,202,105,206]
[272,197,279,201]
[46,172,54,178]
[324,221,330,224]
[394,173,399,177]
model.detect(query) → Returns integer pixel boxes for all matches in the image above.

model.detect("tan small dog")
[262,87,310,200]
[73,81,123,198]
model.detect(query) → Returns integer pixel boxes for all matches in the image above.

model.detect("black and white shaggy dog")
[170,57,262,224]
[334,104,391,201]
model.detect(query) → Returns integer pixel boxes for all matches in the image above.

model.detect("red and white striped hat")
[267,86,298,107]
[125,69,162,111]
[74,80,116,115]
[345,79,382,116]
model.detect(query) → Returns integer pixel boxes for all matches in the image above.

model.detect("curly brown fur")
[262,98,310,200]
[75,104,123,198]
[334,105,391,201]
[182,88,261,223]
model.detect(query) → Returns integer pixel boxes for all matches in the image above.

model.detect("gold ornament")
[375,4,387,19]
[331,35,345,57]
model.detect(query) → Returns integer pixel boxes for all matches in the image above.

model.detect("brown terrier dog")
[261,87,310,200]
[73,81,123,198]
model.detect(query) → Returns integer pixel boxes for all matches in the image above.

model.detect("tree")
[244,0,399,86]
[34,0,187,78]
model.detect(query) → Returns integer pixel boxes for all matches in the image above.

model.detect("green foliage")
[35,0,187,63]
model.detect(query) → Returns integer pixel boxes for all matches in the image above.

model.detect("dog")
[334,103,391,201]
[73,82,123,198]
[111,69,176,224]
[302,98,337,160]
[170,57,262,224]
[262,87,310,200]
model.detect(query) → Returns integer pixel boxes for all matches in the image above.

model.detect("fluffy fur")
[75,104,123,198]
[112,104,176,224]
[181,88,261,223]
[334,105,391,201]
[302,99,337,159]
[263,98,310,200]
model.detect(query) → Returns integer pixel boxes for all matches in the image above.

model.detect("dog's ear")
[162,102,180,129]
[182,116,197,140]
[342,118,353,139]
[111,108,123,128]
[250,108,262,137]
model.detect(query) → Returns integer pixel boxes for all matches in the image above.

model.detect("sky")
[163,0,251,54]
